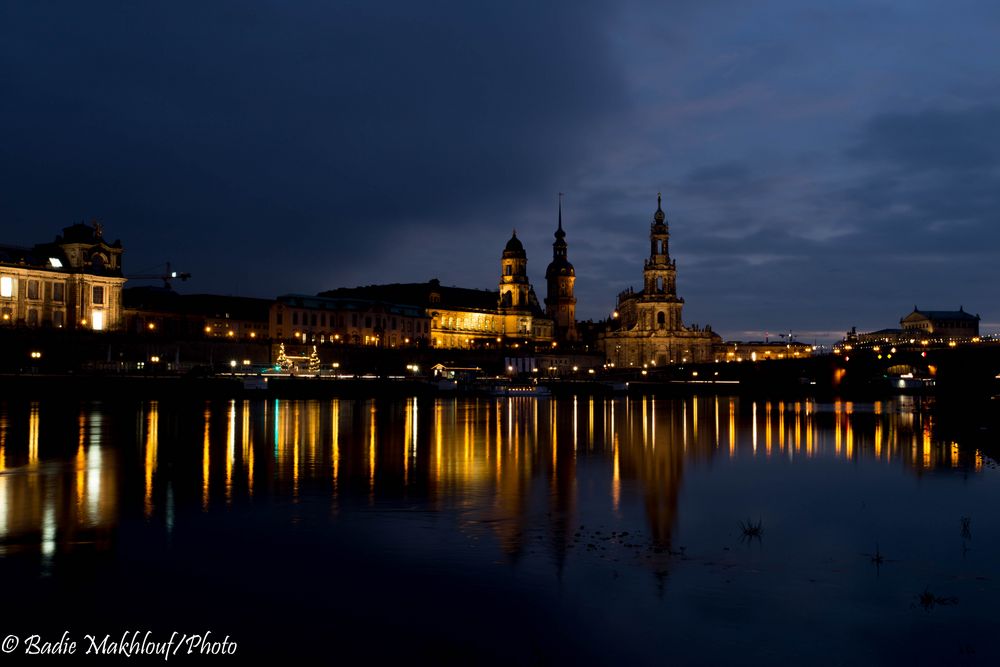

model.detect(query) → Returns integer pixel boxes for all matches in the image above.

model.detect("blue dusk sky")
[3,1,1000,342]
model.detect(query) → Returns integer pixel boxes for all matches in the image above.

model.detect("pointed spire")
[653,192,666,225]
[554,193,566,242]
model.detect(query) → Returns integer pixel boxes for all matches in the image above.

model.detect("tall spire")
[555,193,566,241]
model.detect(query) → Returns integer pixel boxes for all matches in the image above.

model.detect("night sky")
[3,1,999,343]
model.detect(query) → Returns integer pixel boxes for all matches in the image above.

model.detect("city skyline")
[3,2,999,343]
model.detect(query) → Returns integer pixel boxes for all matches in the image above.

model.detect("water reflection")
[0,396,990,563]
[0,403,116,560]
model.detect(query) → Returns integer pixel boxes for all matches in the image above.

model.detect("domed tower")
[499,230,530,312]
[545,195,577,341]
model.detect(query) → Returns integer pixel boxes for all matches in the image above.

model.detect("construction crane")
[127,262,192,289]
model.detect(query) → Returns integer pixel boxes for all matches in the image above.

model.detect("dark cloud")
[3,1,1000,342]
[850,107,1000,172]
[0,0,629,294]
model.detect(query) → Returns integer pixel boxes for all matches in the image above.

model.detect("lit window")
[0,277,12,298]
[92,310,105,331]
[49,257,63,268]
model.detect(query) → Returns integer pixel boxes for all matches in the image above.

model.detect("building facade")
[271,293,429,347]
[713,340,813,362]
[124,287,272,340]
[0,221,126,331]
[312,233,554,349]
[544,199,578,342]
[900,307,980,340]
[600,195,720,366]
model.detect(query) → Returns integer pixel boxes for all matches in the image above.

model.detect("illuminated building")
[713,340,813,362]
[271,294,428,347]
[315,234,554,349]
[498,232,554,344]
[600,195,720,366]
[846,306,981,346]
[0,221,125,330]
[900,307,979,340]
[544,197,578,342]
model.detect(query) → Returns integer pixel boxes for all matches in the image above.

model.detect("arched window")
[657,311,666,329]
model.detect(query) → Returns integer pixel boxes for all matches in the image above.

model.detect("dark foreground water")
[0,395,997,665]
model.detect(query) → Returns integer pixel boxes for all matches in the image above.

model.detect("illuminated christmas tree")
[276,342,291,370]
[308,345,320,374]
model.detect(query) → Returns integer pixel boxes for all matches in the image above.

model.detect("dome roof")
[546,257,575,278]
[504,231,525,256]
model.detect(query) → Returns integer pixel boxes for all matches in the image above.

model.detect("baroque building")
[497,231,554,343]
[900,306,980,340]
[0,221,126,331]
[306,233,554,349]
[600,195,720,366]
[544,197,577,342]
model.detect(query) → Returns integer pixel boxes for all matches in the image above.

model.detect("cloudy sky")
[3,1,999,342]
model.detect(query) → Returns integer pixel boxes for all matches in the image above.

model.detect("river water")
[0,395,997,664]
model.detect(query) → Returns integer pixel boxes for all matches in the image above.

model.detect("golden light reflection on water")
[330,400,339,499]
[243,400,254,498]
[225,400,235,504]
[0,404,116,557]
[0,396,991,561]
[144,402,159,517]
[28,402,39,465]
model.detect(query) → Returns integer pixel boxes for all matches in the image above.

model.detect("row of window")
[0,276,105,305]
[280,309,429,334]
[433,314,499,332]
[2,308,66,327]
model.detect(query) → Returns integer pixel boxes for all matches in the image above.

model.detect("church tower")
[498,230,534,339]
[499,231,530,311]
[545,195,577,341]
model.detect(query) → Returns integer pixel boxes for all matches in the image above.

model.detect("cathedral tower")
[642,193,683,330]
[599,193,720,367]
[545,195,577,341]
